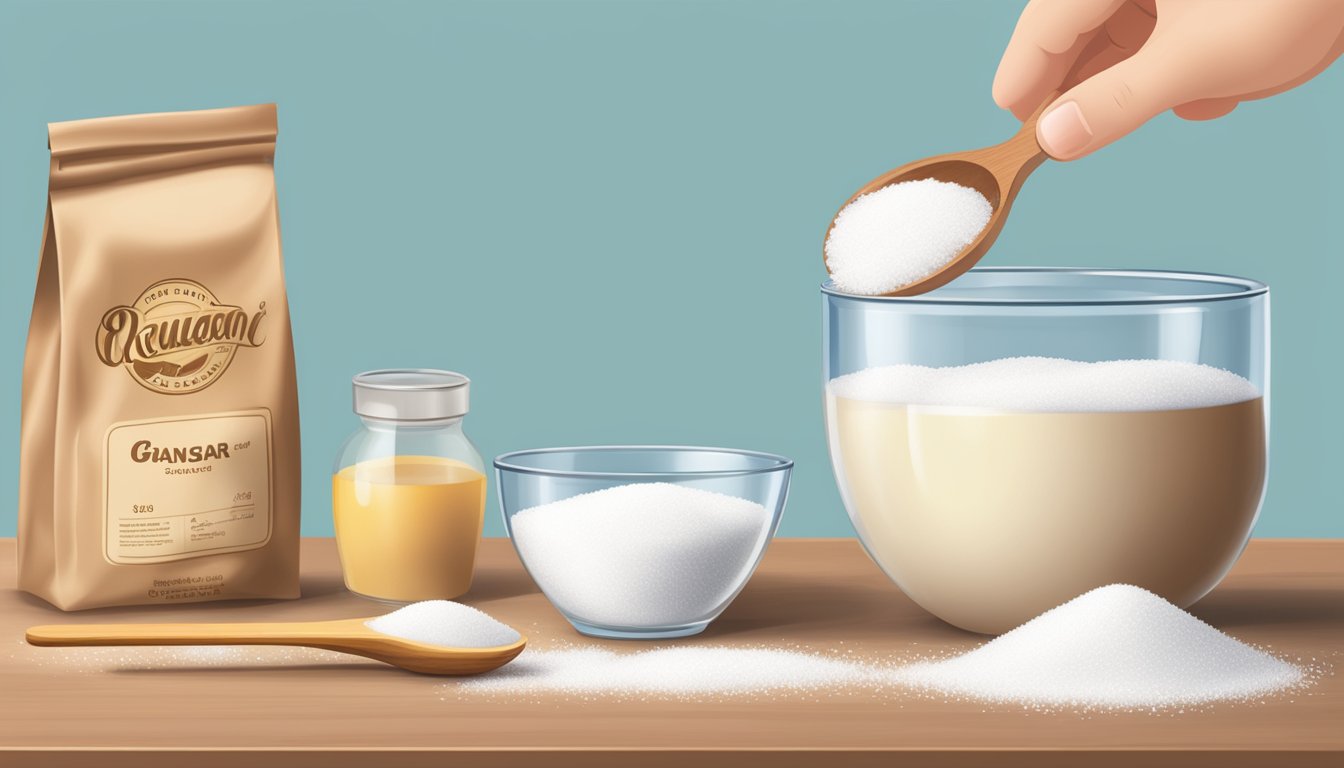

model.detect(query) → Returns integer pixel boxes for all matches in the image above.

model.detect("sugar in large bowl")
[495,446,792,639]
[823,268,1269,634]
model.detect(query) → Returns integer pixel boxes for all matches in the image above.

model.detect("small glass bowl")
[495,445,792,639]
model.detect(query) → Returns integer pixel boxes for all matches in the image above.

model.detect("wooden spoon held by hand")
[26,616,527,676]
[824,94,1059,297]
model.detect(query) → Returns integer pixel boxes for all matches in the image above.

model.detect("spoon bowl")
[824,95,1057,296]
[26,617,527,676]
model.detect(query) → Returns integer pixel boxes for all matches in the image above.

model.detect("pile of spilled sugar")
[827,357,1260,411]
[366,600,521,648]
[509,482,771,627]
[456,646,886,700]
[825,178,992,295]
[452,585,1306,710]
[893,585,1305,710]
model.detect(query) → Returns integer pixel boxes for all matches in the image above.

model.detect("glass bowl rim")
[494,444,794,479]
[821,266,1268,306]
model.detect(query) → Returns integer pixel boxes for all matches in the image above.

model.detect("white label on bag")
[103,409,273,564]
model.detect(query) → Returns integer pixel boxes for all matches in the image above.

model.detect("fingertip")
[992,39,1050,119]
[1173,99,1239,121]
[992,78,1020,115]
[993,73,1045,122]
[993,88,1037,123]
[1008,84,1058,123]
[1036,100,1094,160]
[991,69,1020,110]
[995,93,1032,121]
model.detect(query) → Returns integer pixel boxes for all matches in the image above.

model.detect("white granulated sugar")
[828,357,1259,412]
[825,178,992,295]
[894,585,1304,709]
[366,600,521,649]
[458,646,884,698]
[510,483,771,627]
[14,643,361,673]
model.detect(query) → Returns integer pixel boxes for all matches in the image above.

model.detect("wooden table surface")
[1,537,1340,767]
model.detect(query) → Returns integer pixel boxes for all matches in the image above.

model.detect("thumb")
[1036,47,1189,160]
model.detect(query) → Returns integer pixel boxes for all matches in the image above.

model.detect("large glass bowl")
[496,446,792,639]
[823,268,1269,634]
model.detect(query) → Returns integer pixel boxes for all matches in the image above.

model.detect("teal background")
[1,0,1340,539]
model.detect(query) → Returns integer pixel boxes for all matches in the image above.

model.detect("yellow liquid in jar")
[332,455,486,602]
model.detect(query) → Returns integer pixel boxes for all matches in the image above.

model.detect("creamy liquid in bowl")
[825,358,1265,634]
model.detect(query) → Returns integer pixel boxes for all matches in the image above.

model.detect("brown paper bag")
[19,104,301,610]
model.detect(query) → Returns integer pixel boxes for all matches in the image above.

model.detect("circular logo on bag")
[94,279,267,395]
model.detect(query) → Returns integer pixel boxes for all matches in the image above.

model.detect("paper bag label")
[104,409,273,564]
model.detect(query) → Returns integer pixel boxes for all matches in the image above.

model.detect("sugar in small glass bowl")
[495,446,792,639]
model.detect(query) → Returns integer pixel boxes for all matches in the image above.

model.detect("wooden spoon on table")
[26,617,527,676]
[824,94,1060,297]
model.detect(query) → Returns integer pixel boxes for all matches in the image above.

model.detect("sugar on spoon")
[824,93,1059,297]
[26,601,526,676]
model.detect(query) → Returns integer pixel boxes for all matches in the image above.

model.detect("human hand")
[993,0,1344,160]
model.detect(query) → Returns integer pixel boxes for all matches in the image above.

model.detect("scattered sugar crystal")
[893,584,1304,709]
[825,178,992,295]
[14,643,362,673]
[366,600,521,648]
[457,646,885,698]
[828,357,1259,411]
[510,483,771,628]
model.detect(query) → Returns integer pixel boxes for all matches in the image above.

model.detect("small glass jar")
[332,369,486,604]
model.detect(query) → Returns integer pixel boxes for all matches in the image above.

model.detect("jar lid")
[352,369,470,421]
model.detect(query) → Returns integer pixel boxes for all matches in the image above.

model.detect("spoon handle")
[25,620,361,648]
[978,90,1062,182]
